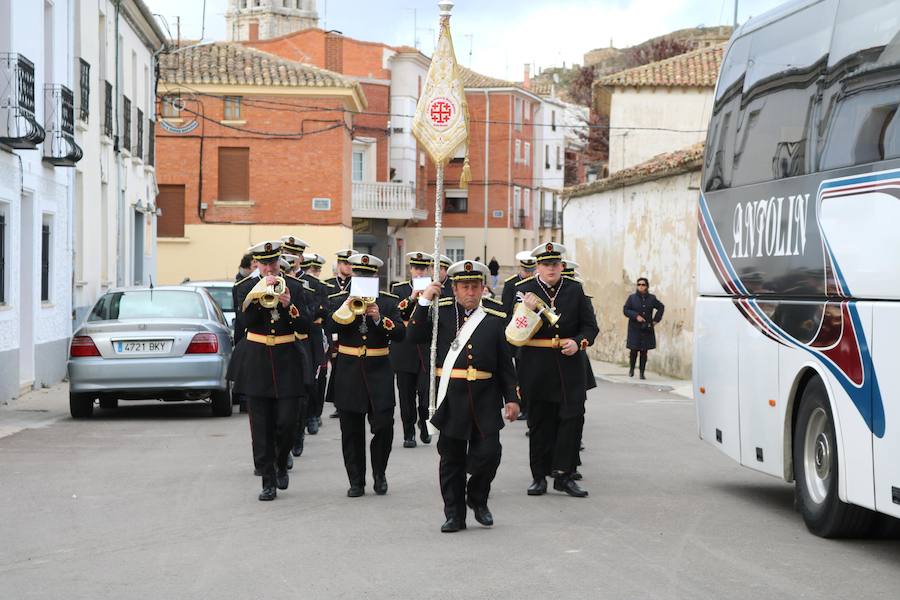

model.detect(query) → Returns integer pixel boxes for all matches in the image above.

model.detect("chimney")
[325,30,344,73]
[523,63,531,89]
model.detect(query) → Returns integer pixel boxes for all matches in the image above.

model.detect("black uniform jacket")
[624,292,664,351]
[408,298,517,440]
[389,280,458,373]
[323,275,352,294]
[513,275,599,418]
[500,273,525,320]
[228,275,313,398]
[328,290,405,415]
[299,272,332,368]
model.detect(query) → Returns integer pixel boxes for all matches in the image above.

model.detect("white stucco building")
[72,0,166,326]
[593,44,723,173]
[0,0,164,403]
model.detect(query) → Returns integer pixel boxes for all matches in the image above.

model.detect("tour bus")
[694,0,900,537]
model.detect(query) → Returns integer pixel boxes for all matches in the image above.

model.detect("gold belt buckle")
[466,365,477,381]
[359,345,367,357]
[266,335,276,346]
[552,336,560,349]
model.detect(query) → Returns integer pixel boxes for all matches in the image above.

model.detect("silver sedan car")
[68,286,234,418]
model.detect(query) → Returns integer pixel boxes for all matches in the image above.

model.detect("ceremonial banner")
[411,3,470,175]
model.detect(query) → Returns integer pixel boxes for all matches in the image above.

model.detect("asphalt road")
[1,380,898,599]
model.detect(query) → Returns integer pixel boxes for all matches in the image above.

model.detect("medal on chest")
[270,308,280,322]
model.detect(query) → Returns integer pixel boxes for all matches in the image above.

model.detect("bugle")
[242,276,287,311]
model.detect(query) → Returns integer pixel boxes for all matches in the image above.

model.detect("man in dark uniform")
[409,260,519,532]
[231,248,259,414]
[509,242,599,498]
[300,252,332,434]
[390,251,436,448]
[228,241,312,501]
[328,253,405,497]
[501,251,537,421]
[324,248,357,419]
[437,254,453,297]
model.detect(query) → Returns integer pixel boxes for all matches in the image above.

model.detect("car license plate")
[114,340,173,354]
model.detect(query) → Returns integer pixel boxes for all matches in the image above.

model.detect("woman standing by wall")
[623,278,665,379]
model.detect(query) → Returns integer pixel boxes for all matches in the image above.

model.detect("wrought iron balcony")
[352,181,427,221]
[0,53,45,148]
[122,96,132,152]
[42,85,83,166]
[135,108,143,158]
[512,208,527,229]
[78,58,90,123]
[103,81,113,138]
[554,210,563,229]
[540,209,554,228]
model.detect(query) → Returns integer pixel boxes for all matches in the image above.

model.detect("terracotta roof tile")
[159,42,358,89]
[595,44,725,89]
[564,142,705,199]
[458,66,521,90]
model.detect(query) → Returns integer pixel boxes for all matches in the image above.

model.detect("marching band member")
[228,241,312,501]
[437,254,453,297]
[507,243,598,498]
[328,254,405,497]
[324,248,357,419]
[501,251,537,421]
[300,252,332,434]
[409,260,519,532]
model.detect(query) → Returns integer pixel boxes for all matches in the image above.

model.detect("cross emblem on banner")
[429,99,454,127]
[515,315,529,329]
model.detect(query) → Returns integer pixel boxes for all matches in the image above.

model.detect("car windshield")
[88,290,208,321]
[204,287,234,312]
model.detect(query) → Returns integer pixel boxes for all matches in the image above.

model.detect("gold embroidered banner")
[411,11,469,169]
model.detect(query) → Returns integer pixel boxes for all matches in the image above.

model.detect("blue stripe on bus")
[699,193,750,295]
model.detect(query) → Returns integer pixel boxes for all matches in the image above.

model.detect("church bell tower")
[225,0,319,42]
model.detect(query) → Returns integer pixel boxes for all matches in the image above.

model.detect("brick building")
[153,42,365,283]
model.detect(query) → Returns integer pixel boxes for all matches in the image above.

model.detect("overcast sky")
[144,0,786,80]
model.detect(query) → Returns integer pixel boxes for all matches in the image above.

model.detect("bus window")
[704,37,749,192]
[828,0,900,69]
[730,0,835,187]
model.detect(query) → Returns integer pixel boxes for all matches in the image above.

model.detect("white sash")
[428,305,486,435]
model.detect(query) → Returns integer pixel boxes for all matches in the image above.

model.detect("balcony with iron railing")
[77,58,89,123]
[0,53,45,148]
[103,81,113,138]
[540,209,564,229]
[42,85,83,166]
[135,108,143,159]
[122,96,131,153]
[512,208,527,229]
[352,181,427,221]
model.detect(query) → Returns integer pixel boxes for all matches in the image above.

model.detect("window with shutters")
[156,185,186,238]
[223,96,242,121]
[218,147,250,201]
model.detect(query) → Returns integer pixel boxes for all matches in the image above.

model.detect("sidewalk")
[590,358,693,400]
[0,382,71,439]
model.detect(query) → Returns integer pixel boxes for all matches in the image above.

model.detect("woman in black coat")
[623,277,664,379]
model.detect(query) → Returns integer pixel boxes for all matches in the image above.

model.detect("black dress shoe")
[316,416,322,426]
[516,411,528,421]
[292,435,304,457]
[259,487,277,501]
[420,430,432,444]
[554,476,589,497]
[287,454,293,470]
[276,470,289,490]
[373,475,388,495]
[329,409,340,419]
[440,517,467,533]
[307,417,319,435]
[467,500,494,526]
[403,437,417,448]
[347,485,365,498]
[527,478,547,496]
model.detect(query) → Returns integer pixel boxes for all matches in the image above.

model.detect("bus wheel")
[793,376,873,537]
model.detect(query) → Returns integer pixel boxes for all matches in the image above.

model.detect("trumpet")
[349,296,376,315]
[242,276,287,311]
[517,292,561,326]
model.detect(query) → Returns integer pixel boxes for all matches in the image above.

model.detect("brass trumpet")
[518,292,561,326]
[349,296,376,315]
[242,276,287,311]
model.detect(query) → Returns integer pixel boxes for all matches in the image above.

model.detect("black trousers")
[396,371,429,439]
[310,370,327,418]
[248,394,302,487]
[629,349,648,373]
[339,411,394,487]
[528,399,583,479]
[438,432,501,520]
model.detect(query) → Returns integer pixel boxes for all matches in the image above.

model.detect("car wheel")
[70,393,95,419]
[211,389,233,417]
[793,376,874,537]
[99,398,118,410]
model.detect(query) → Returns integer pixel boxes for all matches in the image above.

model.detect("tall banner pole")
[410,0,470,435]
[428,164,444,424]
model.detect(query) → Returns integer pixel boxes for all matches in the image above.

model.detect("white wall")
[0,0,75,398]
[607,87,713,173]
[565,169,701,378]
[388,53,428,185]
